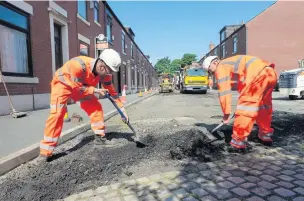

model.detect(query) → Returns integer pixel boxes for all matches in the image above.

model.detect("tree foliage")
[181,53,197,66]
[154,53,197,75]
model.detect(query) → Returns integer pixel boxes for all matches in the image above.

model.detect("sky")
[108,1,276,65]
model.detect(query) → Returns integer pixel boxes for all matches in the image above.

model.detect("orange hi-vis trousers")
[230,67,277,148]
[40,81,105,157]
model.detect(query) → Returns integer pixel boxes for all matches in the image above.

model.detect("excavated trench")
[0,111,303,201]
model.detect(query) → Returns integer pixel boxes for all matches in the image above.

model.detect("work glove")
[120,107,129,124]
[94,88,109,96]
[222,114,230,125]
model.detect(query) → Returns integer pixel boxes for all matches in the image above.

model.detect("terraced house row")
[199,1,304,88]
[0,0,158,116]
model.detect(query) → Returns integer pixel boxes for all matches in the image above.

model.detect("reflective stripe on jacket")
[215,55,274,115]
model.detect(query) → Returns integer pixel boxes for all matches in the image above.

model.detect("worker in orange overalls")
[202,55,277,153]
[39,49,129,162]
[208,74,213,90]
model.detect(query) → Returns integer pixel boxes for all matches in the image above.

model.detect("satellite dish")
[97,34,105,41]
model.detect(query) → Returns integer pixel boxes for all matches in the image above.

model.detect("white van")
[279,68,304,100]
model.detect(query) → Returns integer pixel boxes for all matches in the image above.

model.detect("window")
[220,31,226,41]
[80,42,89,56]
[0,3,32,76]
[77,0,87,20]
[233,35,238,53]
[131,43,134,59]
[54,24,63,70]
[186,68,208,76]
[106,14,113,43]
[221,43,226,58]
[93,1,99,22]
[122,31,126,54]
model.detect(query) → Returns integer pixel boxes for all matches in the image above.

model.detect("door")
[54,23,63,70]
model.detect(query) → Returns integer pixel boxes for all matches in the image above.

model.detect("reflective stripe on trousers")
[258,132,273,141]
[236,104,272,112]
[91,121,105,128]
[40,143,56,151]
[94,129,105,135]
[44,136,59,143]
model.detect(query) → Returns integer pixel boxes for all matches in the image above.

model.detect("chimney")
[209,41,215,51]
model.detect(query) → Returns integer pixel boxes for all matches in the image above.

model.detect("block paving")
[59,146,304,201]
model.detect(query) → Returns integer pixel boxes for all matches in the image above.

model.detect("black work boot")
[36,155,51,164]
[225,143,252,154]
[94,135,116,147]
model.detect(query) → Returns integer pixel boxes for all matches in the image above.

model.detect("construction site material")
[0,70,27,118]
[106,92,147,147]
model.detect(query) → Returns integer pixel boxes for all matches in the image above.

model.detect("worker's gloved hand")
[120,107,129,123]
[222,114,230,124]
[95,88,109,96]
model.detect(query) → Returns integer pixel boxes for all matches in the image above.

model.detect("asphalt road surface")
[0,90,303,201]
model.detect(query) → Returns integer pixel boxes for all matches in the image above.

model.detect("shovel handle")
[105,92,127,121]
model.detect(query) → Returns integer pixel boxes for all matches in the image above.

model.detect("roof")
[124,26,135,37]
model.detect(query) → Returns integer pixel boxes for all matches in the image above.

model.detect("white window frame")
[122,30,126,54]
[233,35,238,54]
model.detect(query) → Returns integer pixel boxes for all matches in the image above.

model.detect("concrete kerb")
[0,92,157,176]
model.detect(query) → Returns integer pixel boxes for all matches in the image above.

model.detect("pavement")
[0,93,144,158]
[1,90,304,201]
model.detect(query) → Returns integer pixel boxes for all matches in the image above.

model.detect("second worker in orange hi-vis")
[203,55,277,153]
[39,49,129,162]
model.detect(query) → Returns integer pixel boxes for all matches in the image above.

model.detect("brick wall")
[247,1,304,77]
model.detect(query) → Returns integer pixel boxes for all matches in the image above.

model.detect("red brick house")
[199,1,304,87]
[0,0,158,116]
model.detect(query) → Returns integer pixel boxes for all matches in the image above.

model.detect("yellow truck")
[179,65,209,94]
[159,73,174,93]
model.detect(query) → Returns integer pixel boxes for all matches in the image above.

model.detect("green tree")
[181,53,197,66]
[154,57,171,74]
[169,59,182,73]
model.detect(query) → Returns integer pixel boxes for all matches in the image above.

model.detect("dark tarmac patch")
[0,111,303,201]
[169,128,227,162]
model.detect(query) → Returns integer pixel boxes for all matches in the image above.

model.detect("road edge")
[0,92,157,176]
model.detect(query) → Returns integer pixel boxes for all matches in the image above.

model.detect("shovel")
[105,92,147,148]
[207,113,235,144]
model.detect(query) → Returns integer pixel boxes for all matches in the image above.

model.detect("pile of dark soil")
[169,128,226,162]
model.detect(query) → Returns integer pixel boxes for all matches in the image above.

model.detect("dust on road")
[0,91,303,201]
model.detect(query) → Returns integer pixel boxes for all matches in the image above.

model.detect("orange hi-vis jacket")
[53,56,123,108]
[215,55,275,115]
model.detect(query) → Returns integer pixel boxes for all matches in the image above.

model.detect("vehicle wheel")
[202,90,207,94]
[289,95,298,100]
[180,85,184,93]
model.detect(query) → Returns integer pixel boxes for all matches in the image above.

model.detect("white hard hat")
[202,56,218,70]
[99,49,121,72]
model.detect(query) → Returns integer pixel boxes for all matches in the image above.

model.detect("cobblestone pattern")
[60,147,304,201]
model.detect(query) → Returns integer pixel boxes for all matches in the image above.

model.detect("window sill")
[122,52,126,55]
[108,41,113,45]
[94,20,101,27]
[0,76,39,84]
[77,13,90,26]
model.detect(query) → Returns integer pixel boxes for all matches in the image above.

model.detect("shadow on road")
[50,135,95,161]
